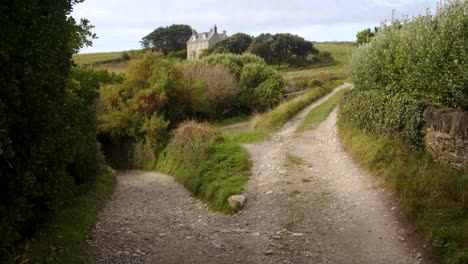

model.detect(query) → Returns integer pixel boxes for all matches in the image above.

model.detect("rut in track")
[91,83,432,264]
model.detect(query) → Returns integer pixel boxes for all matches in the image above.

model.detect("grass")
[282,42,357,88]
[73,51,125,65]
[296,87,350,132]
[337,117,467,264]
[157,121,251,213]
[224,80,345,144]
[3,167,116,263]
[216,115,251,127]
[284,152,306,168]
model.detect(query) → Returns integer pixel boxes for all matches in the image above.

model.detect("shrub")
[183,63,241,120]
[0,1,100,247]
[120,51,130,60]
[239,63,275,89]
[344,0,467,147]
[340,89,427,147]
[350,0,467,109]
[198,53,265,79]
[308,79,323,87]
[253,76,284,112]
[167,49,187,60]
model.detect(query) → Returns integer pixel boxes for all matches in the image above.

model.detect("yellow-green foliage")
[97,52,180,141]
[157,121,251,213]
[255,83,337,134]
[337,117,467,264]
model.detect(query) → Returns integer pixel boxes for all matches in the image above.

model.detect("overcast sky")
[71,0,437,54]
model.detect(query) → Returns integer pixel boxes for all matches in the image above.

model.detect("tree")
[249,33,318,66]
[0,0,98,247]
[140,24,192,54]
[356,27,380,44]
[248,33,274,64]
[203,33,253,56]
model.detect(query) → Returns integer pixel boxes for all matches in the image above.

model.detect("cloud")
[71,0,437,53]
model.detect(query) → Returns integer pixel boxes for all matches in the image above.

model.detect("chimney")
[192,29,197,36]
[222,30,226,35]
[214,24,217,34]
[210,28,214,32]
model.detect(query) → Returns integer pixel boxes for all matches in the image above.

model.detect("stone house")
[187,25,227,60]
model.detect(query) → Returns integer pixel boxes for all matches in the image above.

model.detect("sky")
[71,0,438,54]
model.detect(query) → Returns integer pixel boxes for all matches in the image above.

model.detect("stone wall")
[423,105,468,172]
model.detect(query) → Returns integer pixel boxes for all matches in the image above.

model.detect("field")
[73,51,131,73]
[282,42,357,86]
[72,51,124,65]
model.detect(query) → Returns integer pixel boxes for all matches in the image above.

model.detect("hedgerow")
[344,0,467,147]
[0,0,106,249]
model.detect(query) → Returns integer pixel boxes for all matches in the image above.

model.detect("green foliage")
[157,121,251,213]
[249,33,318,65]
[198,53,284,113]
[345,0,467,147]
[356,27,379,44]
[140,24,192,54]
[201,33,253,56]
[254,77,284,112]
[340,90,427,147]
[97,52,177,141]
[167,49,187,60]
[198,53,265,79]
[337,118,467,264]
[2,167,116,263]
[0,0,103,249]
[350,1,467,109]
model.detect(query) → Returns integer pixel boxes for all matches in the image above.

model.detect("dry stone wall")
[423,106,468,172]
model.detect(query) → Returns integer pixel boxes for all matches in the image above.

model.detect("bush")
[0,1,100,247]
[197,53,285,114]
[308,79,323,87]
[253,77,284,112]
[167,49,187,60]
[350,0,467,109]
[198,53,265,79]
[183,63,241,120]
[120,51,130,60]
[340,89,427,147]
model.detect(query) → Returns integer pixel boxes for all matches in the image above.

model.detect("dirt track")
[91,83,432,263]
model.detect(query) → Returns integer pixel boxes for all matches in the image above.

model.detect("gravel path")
[91,83,433,263]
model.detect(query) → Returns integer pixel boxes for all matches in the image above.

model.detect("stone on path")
[228,195,246,207]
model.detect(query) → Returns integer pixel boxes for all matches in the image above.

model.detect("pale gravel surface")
[90,83,433,264]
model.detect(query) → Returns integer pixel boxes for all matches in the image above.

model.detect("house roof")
[187,31,226,43]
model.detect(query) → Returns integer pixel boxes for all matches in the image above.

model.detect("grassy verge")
[157,121,251,213]
[224,80,345,144]
[216,115,251,127]
[296,87,350,132]
[4,167,116,263]
[337,118,467,263]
